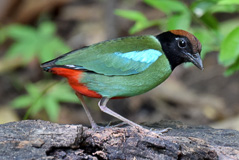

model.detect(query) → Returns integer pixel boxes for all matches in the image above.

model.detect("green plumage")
[53,35,173,98]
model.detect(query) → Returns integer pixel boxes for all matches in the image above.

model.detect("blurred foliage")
[0,21,75,121]
[115,0,239,76]
[2,21,70,63]
[11,81,78,121]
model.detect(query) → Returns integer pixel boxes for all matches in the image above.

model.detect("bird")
[41,29,203,131]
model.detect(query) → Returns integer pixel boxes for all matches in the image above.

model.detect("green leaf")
[191,0,238,15]
[218,0,239,5]
[7,25,36,41]
[114,9,163,34]
[3,21,70,66]
[45,97,60,122]
[48,83,77,103]
[114,9,147,21]
[0,28,7,44]
[219,19,239,37]
[38,21,56,36]
[129,21,148,34]
[6,43,27,58]
[219,27,239,66]
[6,42,38,63]
[167,14,190,30]
[200,12,218,30]
[57,94,78,103]
[211,4,238,13]
[191,0,217,17]
[224,57,239,76]
[144,0,188,14]
[39,38,70,62]
[25,83,41,98]
[144,0,191,30]
[192,28,217,58]
[30,98,44,115]
[11,95,32,108]
[129,20,162,34]
[11,81,79,121]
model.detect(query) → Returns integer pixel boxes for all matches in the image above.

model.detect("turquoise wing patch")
[108,49,162,75]
[114,49,161,63]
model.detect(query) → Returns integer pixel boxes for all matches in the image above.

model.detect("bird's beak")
[185,52,203,70]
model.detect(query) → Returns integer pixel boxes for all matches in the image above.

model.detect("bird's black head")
[156,30,203,70]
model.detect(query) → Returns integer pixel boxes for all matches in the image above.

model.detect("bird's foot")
[111,122,128,128]
[105,121,172,136]
[89,121,133,130]
[105,121,114,128]
[90,122,122,130]
[133,126,172,137]
[91,123,105,130]
[90,120,171,136]
[150,127,172,135]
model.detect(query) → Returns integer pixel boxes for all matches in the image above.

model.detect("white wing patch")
[65,65,76,68]
[65,64,84,70]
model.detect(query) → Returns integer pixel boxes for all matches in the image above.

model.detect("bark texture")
[0,120,239,159]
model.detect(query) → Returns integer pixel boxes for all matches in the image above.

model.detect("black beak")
[185,52,203,70]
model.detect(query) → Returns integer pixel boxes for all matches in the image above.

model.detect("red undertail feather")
[50,67,102,98]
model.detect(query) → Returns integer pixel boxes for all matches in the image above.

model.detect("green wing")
[54,35,163,76]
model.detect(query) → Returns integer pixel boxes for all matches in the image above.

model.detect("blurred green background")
[0,0,239,131]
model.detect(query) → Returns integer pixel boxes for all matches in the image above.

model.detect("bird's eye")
[178,39,187,48]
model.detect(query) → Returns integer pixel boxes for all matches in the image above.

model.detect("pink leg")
[75,92,98,129]
[98,97,143,129]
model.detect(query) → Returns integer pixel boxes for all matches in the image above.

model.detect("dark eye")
[178,39,187,48]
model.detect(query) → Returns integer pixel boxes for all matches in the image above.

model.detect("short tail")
[40,59,57,72]
[41,59,86,73]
